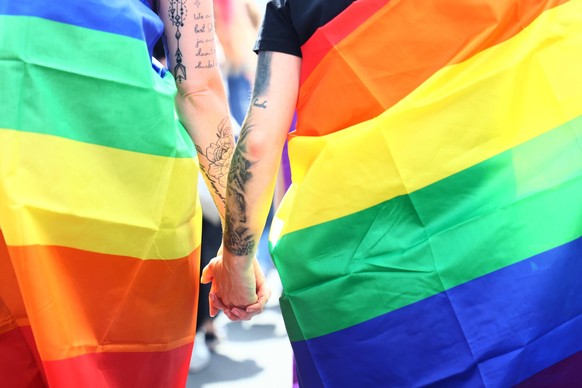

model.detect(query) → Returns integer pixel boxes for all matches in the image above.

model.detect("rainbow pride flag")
[0,1,201,386]
[269,0,582,386]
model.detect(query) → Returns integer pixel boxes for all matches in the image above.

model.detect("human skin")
[201,50,301,320]
[157,0,271,319]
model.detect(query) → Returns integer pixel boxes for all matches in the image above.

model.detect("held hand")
[201,255,269,320]
[201,254,256,317]
[229,259,271,320]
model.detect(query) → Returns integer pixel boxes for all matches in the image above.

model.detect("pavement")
[186,273,294,388]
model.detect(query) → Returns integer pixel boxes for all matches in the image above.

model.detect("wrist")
[223,256,254,276]
[222,245,254,271]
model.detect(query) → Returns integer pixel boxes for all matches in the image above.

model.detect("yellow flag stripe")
[0,130,201,260]
[272,1,582,241]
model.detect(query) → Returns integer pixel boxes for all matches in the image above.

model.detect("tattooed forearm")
[223,52,273,255]
[168,0,187,82]
[224,124,256,256]
[195,116,234,204]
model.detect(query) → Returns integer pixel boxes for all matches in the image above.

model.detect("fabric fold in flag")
[270,0,582,386]
[0,1,200,386]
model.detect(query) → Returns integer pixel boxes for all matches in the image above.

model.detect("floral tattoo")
[196,116,234,203]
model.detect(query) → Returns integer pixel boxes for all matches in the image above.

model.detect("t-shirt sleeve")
[254,0,302,57]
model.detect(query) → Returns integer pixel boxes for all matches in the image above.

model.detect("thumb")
[208,294,219,317]
[200,261,214,284]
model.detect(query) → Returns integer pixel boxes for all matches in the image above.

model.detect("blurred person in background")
[214,0,261,126]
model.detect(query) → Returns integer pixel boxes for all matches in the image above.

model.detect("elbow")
[244,133,266,160]
[175,71,226,100]
[240,126,285,162]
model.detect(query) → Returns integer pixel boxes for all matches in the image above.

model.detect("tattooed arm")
[223,51,300,258]
[157,0,233,218]
[201,51,300,319]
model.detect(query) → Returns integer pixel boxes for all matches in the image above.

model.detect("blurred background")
[186,277,294,387]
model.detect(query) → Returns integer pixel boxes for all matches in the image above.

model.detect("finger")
[245,295,268,315]
[223,308,241,322]
[259,282,272,301]
[208,293,219,317]
[210,293,229,311]
[257,281,273,304]
[208,284,219,317]
[252,258,266,282]
[246,297,266,311]
[231,307,254,321]
[246,278,272,312]
[200,260,214,284]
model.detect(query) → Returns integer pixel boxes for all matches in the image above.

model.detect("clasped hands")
[201,252,271,321]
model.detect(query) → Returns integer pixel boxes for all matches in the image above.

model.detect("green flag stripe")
[0,16,194,158]
[272,115,582,341]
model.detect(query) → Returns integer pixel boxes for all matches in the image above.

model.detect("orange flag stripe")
[6,244,199,361]
[297,0,569,137]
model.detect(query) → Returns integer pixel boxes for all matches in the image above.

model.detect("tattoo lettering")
[192,2,215,68]
[196,47,212,56]
[224,124,256,256]
[195,37,214,49]
[168,0,187,82]
[195,117,234,204]
[252,98,268,109]
[195,60,216,69]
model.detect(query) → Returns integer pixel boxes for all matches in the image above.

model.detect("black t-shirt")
[254,0,355,57]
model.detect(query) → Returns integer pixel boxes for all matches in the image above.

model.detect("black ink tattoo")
[252,51,272,97]
[223,52,272,255]
[195,60,216,69]
[195,47,212,56]
[192,10,215,68]
[195,117,234,204]
[168,0,187,82]
[252,98,268,109]
[224,124,256,256]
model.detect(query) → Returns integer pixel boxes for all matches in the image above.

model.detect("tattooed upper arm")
[167,0,187,82]
[161,0,218,84]
[253,51,272,96]
[251,51,272,109]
